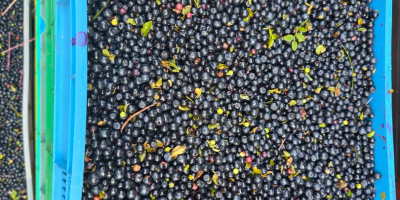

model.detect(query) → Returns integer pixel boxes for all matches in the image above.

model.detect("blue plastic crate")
[51,0,394,199]
[52,0,87,199]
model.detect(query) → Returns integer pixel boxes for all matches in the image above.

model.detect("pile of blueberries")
[84,0,381,199]
[0,0,27,199]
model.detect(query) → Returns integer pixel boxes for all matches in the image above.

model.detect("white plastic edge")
[22,0,34,199]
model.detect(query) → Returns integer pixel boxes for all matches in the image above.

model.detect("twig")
[1,0,18,16]
[18,69,23,88]
[374,132,387,143]
[0,38,35,54]
[342,45,354,97]
[120,102,158,132]
[7,33,18,71]
[278,139,286,150]
[363,97,373,108]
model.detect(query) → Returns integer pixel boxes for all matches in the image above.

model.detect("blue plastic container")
[51,0,394,199]
[52,0,87,199]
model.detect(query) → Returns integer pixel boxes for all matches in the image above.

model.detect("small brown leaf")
[300,108,307,119]
[195,169,204,180]
[155,140,163,147]
[335,181,348,189]
[170,145,187,158]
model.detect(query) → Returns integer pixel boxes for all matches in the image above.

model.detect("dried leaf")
[218,63,228,70]
[156,140,163,147]
[195,169,203,180]
[170,145,187,158]
[240,94,249,100]
[325,168,330,174]
[316,45,326,55]
[208,123,219,130]
[141,21,153,37]
[226,70,234,76]
[212,173,219,185]
[315,87,323,94]
[300,108,307,118]
[243,8,253,22]
[195,88,202,98]
[286,157,293,165]
[98,121,105,126]
[139,151,146,162]
[178,105,190,111]
[335,181,348,189]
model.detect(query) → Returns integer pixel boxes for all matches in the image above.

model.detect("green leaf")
[292,40,298,51]
[272,34,279,40]
[270,159,275,166]
[283,35,295,42]
[296,34,305,42]
[170,145,187,158]
[127,18,136,25]
[141,21,153,37]
[319,123,326,128]
[316,45,326,55]
[156,0,161,5]
[335,181,348,189]
[283,14,287,20]
[298,27,308,32]
[229,47,233,52]
[268,38,275,48]
[182,5,192,16]
[212,173,219,185]
[347,190,353,198]
[264,128,269,133]
[289,100,297,106]
[226,70,234,76]
[248,0,252,5]
[208,123,220,130]
[358,27,367,32]
[240,94,249,100]
[243,8,253,22]
[367,131,375,138]
[93,0,111,20]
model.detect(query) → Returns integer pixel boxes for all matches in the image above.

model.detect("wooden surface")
[393,0,399,184]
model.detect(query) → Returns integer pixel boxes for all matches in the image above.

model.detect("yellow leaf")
[108,54,115,61]
[328,87,335,92]
[170,145,187,158]
[283,151,291,158]
[360,112,364,120]
[156,140,163,147]
[249,127,258,134]
[207,123,219,130]
[226,70,234,76]
[286,157,293,165]
[150,193,155,200]
[246,163,251,169]
[264,128,269,133]
[240,94,249,100]
[168,80,173,87]
[156,78,162,87]
[217,108,223,115]
[358,18,363,25]
[99,191,106,199]
[184,164,190,171]
[252,166,262,175]
[289,100,296,106]
[102,49,110,56]
[195,88,202,98]
[319,123,326,128]
[10,85,17,92]
[218,63,228,70]
[367,131,375,138]
[212,173,219,185]
[139,151,146,162]
[178,105,190,111]
[186,96,194,103]
[307,4,314,15]
[98,121,105,126]
[188,175,194,180]
[269,88,281,94]
[270,159,275,166]
[127,18,136,25]
[388,89,394,94]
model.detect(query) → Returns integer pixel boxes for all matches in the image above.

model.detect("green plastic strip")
[45,0,55,198]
